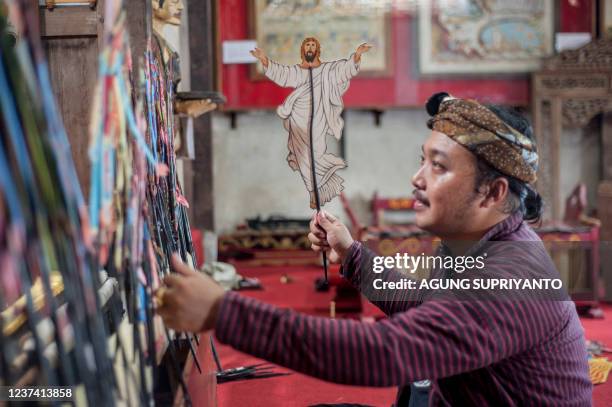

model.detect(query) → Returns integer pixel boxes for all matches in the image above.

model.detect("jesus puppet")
[251,38,371,208]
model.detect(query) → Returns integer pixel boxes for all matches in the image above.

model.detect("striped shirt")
[215,212,592,406]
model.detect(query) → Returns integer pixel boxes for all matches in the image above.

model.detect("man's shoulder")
[505,220,541,242]
[482,222,553,274]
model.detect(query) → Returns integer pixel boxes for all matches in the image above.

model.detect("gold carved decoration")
[532,38,612,219]
[562,99,612,127]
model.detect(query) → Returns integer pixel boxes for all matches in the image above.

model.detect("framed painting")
[602,0,612,38]
[418,0,555,74]
[249,0,392,78]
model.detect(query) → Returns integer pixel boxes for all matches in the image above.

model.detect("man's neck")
[440,214,510,255]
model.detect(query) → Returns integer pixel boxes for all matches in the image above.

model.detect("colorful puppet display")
[147,0,198,270]
[251,38,371,209]
[88,2,171,405]
[91,0,202,402]
[0,0,200,405]
[0,1,115,404]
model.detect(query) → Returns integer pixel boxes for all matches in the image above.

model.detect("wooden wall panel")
[43,37,98,196]
[188,0,215,229]
[603,112,612,181]
[40,3,104,197]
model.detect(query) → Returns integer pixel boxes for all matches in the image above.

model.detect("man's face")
[412,131,481,238]
[304,41,317,62]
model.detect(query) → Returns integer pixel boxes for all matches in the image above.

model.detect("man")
[157,94,591,406]
[250,38,371,208]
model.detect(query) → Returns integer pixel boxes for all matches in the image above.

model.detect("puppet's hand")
[250,47,269,67]
[355,43,372,56]
[354,43,372,64]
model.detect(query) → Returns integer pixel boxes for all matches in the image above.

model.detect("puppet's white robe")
[264,55,359,207]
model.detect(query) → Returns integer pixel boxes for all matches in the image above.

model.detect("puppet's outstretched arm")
[332,43,373,85]
[252,47,304,88]
[250,47,269,68]
[353,42,372,64]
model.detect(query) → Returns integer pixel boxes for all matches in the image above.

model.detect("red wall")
[217,0,593,110]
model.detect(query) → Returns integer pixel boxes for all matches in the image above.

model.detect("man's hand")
[354,43,372,63]
[308,211,354,264]
[156,254,225,333]
[250,47,269,68]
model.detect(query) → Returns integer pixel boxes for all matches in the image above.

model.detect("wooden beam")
[603,112,612,181]
[39,6,99,37]
[598,181,612,301]
[124,0,151,75]
[187,0,215,230]
[550,98,562,220]
[532,96,550,219]
[40,1,105,197]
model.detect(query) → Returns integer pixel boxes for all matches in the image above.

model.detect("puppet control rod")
[308,67,328,282]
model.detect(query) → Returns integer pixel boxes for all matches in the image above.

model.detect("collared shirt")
[215,212,592,406]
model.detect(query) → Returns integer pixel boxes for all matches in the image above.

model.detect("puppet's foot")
[287,153,299,171]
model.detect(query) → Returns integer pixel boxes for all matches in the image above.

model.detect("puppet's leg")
[283,119,300,171]
[311,173,344,208]
[287,119,346,207]
[310,126,346,206]
[286,120,316,200]
[286,146,299,171]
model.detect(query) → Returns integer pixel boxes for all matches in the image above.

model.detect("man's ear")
[480,178,509,209]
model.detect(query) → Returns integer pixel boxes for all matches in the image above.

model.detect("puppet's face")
[304,41,317,61]
[411,131,483,238]
[301,38,320,63]
[153,0,184,26]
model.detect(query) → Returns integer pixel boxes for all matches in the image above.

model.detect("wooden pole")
[187,0,216,230]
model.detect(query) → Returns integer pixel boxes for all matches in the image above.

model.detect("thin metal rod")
[308,67,328,282]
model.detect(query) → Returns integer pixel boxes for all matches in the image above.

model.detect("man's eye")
[432,161,445,170]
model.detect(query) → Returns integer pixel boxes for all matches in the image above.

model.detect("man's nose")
[412,166,425,190]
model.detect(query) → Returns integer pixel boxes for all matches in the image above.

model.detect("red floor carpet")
[194,263,612,407]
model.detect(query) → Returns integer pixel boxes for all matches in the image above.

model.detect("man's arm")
[157,254,571,388]
[215,291,562,387]
[341,241,422,315]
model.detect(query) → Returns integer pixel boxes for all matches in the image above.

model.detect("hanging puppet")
[251,38,371,209]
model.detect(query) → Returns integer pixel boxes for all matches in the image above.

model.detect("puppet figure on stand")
[152,0,217,119]
[152,0,182,86]
[251,38,371,208]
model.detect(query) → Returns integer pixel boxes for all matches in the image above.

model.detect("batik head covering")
[426,93,538,184]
